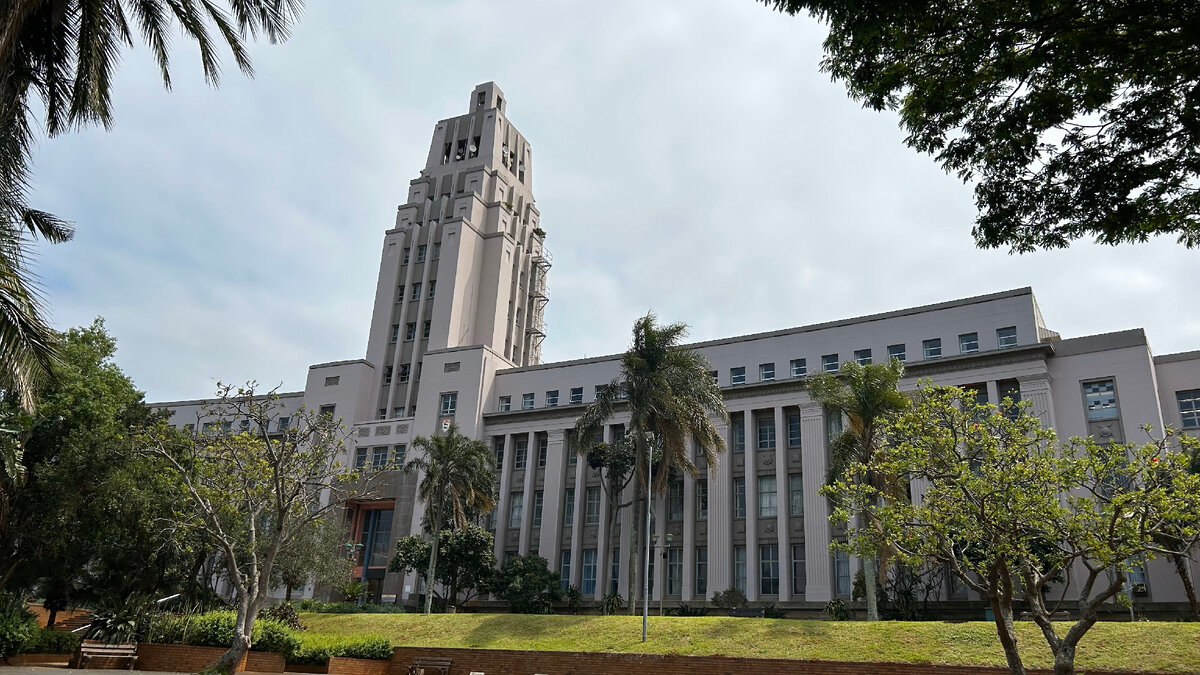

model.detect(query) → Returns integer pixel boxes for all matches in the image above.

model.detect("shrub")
[259,604,305,631]
[494,554,561,614]
[148,611,299,658]
[23,628,81,654]
[762,603,787,619]
[291,633,392,665]
[294,599,405,614]
[824,598,852,621]
[0,592,37,658]
[563,586,583,615]
[666,602,709,617]
[711,588,748,611]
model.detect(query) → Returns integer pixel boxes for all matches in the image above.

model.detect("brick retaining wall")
[135,643,285,673]
[388,646,1144,675]
[5,653,70,667]
[329,656,391,675]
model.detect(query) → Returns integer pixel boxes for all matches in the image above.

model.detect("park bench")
[70,640,137,669]
[729,607,766,618]
[407,656,452,675]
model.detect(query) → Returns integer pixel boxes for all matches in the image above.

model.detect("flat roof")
[149,391,305,408]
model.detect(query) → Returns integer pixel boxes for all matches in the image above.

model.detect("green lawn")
[299,613,1200,673]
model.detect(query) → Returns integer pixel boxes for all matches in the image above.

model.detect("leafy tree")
[579,438,637,601]
[273,516,352,603]
[808,358,908,621]
[0,0,304,407]
[758,0,1200,252]
[389,524,497,610]
[826,384,1200,675]
[403,424,495,615]
[493,554,561,614]
[138,383,385,675]
[574,314,728,612]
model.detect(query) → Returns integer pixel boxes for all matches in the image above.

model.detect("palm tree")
[404,424,495,614]
[575,314,728,611]
[0,0,302,409]
[808,358,908,621]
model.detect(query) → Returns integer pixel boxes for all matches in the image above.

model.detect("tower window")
[477,91,485,108]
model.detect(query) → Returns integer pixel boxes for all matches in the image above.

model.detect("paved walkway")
[1,668,188,675]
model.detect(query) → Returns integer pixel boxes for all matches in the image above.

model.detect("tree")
[574,314,728,612]
[403,424,495,615]
[808,358,908,621]
[389,524,496,610]
[273,516,352,603]
[582,439,637,601]
[827,384,1200,675]
[758,0,1200,252]
[138,383,383,675]
[0,0,305,408]
[493,554,561,614]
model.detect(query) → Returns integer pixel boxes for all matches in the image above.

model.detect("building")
[154,83,1200,614]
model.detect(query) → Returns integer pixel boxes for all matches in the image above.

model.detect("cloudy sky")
[28,0,1199,402]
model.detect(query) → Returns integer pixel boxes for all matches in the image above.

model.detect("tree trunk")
[863,556,879,621]
[1171,552,1200,619]
[45,608,58,629]
[1053,643,1077,675]
[209,601,254,675]
[627,479,645,615]
[284,586,293,603]
[988,594,1026,675]
[424,511,442,615]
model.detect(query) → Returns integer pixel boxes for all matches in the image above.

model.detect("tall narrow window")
[508,491,524,528]
[559,551,571,590]
[398,364,410,383]
[757,414,776,450]
[787,412,802,447]
[789,474,804,517]
[537,434,548,468]
[581,549,597,595]
[513,437,528,470]
[1084,379,1119,420]
[733,546,747,593]
[390,324,399,342]
[696,480,708,519]
[410,283,421,301]
[760,545,779,595]
[791,544,806,594]
[695,547,708,595]
[423,320,431,339]
[667,548,682,595]
[405,322,416,341]
[610,548,620,593]
[758,476,777,518]
[494,437,505,472]
[532,490,544,527]
[402,248,410,264]
[733,477,746,518]
[416,244,427,263]
[585,487,601,525]
[667,480,684,521]
[428,280,437,298]
[563,488,575,526]
[439,392,457,416]
[732,418,745,453]
[834,550,851,597]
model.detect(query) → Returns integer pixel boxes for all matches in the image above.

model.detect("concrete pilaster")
[801,405,832,602]
[773,405,790,601]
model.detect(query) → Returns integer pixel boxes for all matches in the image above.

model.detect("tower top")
[470,82,506,116]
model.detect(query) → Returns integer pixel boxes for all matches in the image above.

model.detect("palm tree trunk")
[627,466,645,614]
[424,506,442,615]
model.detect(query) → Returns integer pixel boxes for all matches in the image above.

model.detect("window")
[822,354,839,373]
[494,437,505,472]
[567,432,578,465]
[789,474,804,517]
[733,477,746,518]
[325,375,340,386]
[569,387,584,405]
[923,338,942,359]
[834,550,850,597]
[498,396,511,412]
[731,418,745,453]
[997,326,1018,349]
[959,332,979,354]
[760,545,779,595]
[887,344,906,362]
[354,447,368,469]
[757,414,776,450]
[410,283,421,301]
[508,491,524,528]
[532,490,544,527]
[1083,379,1119,420]
[696,547,708,595]
[826,408,843,444]
[402,248,410,265]
[787,412,802,447]
[758,476,777,517]
[432,242,440,259]
[405,322,416,341]
[790,358,807,377]
[545,390,559,407]
[668,480,684,521]
[393,444,406,464]
[377,409,386,421]
[390,324,399,342]
[759,363,775,381]
[791,544,806,594]
[439,392,457,416]
[372,446,389,468]
[422,320,431,340]
[611,547,621,593]
[537,434,548,468]
[696,480,708,518]
[709,370,719,383]
[315,404,335,419]
[667,548,682,595]
[1177,389,1200,429]
[1127,556,1148,592]
[854,349,872,365]
[416,244,427,263]
[585,487,601,525]
[731,367,746,385]
[733,546,747,593]
[278,417,291,431]
[514,437,528,470]
[383,365,393,385]
[559,551,571,591]
[581,549,597,595]
[522,393,535,410]
[392,407,403,419]
[428,280,437,298]
[239,419,249,432]
[563,488,575,526]
[398,364,410,383]
[999,379,1022,419]
[396,285,405,302]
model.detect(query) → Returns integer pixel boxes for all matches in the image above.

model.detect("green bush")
[22,628,82,654]
[666,602,710,617]
[0,592,37,658]
[291,633,393,665]
[146,611,299,658]
[295,599,405,614]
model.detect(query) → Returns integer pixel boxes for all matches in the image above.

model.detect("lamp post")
[642,450,653,643]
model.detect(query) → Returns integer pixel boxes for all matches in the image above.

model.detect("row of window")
[400,243,440,265]
[390,319,433,343]
[727,412,804,452]
[353,444,406,469]
[719,327,1019,386]
[189,415,292,434]
[394,281,438,305]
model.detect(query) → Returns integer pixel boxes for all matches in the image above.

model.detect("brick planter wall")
[388,646,1144,675]
[5,653,70,667]
[328,656,390,675]
[135,643,285,673]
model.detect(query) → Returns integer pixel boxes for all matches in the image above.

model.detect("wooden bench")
[729,607,766,618]
[408,657,452,675]
[70,640,137,669]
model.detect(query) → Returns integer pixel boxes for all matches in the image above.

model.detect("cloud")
[25,0,1200,401]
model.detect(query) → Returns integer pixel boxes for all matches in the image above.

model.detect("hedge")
[291,633,393,665]
[148,611,300,659]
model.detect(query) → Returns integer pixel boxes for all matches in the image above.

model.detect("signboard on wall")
[441,418,452,432]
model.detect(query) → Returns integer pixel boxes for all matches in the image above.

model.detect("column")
[773,405,791,601]
[682,469,696,602]
[801,405,832,602]
[1018,376,1057,429]
[985,380,1000,407]
[708,420,732,599]
[745,409,759,602]
[594,425,613,601]
[493,434,515,562]
[569,449,586,589]
[537,430,567,561]
[518,433,535,555]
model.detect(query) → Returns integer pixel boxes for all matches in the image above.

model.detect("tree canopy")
[759,0,1200,252]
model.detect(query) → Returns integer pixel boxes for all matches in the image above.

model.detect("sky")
[27,0,1200,403]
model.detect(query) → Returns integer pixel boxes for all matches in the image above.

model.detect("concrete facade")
[151,84,1200,614]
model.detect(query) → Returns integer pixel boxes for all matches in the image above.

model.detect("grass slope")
[300,613,1200,673]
